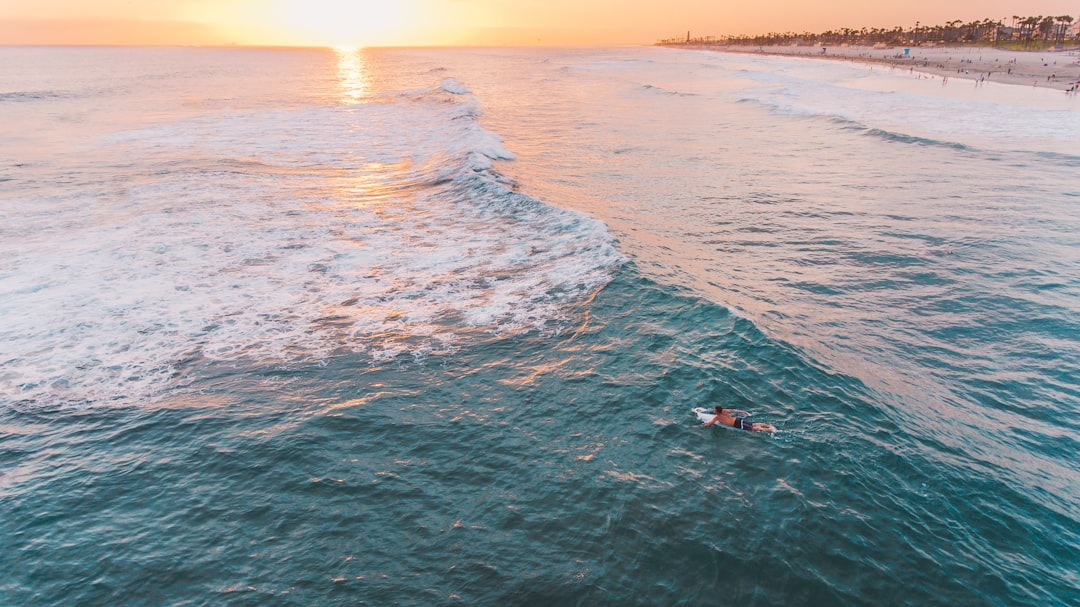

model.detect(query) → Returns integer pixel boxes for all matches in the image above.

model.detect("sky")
[1,0,1077,47]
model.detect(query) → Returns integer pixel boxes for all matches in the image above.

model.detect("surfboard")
[693,407,725,426]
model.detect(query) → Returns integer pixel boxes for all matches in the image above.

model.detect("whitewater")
[1,45,1077,606]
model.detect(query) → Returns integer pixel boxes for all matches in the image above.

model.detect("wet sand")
[701,45,1080,91]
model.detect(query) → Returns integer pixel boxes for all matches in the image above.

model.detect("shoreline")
[671,44,1080,91]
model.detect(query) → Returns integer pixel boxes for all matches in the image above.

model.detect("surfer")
[703,405,776,432]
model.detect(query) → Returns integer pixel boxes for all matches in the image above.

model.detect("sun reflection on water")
[335,46,370,103]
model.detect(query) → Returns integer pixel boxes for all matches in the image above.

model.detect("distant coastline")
[662,43,1080,91]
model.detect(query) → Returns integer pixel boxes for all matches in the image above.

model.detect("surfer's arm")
[728,409,749,417]
[703,415,720,427]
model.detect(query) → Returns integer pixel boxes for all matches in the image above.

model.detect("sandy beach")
[706,44,1080,91]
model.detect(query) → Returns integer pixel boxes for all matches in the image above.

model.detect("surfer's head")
[714,406,723,414]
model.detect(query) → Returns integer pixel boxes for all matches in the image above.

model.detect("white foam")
[722,52,1080,156]
[1,83,622,408]
[439,78,472,95]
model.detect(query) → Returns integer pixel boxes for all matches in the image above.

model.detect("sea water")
[1,45,1078,606]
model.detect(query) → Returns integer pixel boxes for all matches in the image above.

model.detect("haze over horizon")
[1,0,1078,47]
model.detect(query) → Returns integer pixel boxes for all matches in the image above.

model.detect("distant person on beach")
[703,405,776,432]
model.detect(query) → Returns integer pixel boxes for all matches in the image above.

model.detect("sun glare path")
[335,46,370,103]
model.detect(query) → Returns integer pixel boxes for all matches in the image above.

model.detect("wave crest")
[0,78,622,408]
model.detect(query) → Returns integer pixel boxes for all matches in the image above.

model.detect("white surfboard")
[693,407,724,426]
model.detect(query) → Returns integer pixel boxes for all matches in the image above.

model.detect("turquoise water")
[2,46,1078,606]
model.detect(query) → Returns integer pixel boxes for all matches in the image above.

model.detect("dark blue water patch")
[0,90,65,102]
[816,114,970,152]
[1032,150,1080,168]
[859,128,970,150]
[2,267,1076,606]
[825,113,1080,168]
[639,83,699,97]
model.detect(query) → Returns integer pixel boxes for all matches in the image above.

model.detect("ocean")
[1,45,1078,606]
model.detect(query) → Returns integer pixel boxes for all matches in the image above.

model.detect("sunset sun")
[268,0,413,46]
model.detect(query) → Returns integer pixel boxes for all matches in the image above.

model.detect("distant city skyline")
[1,0,1077,47]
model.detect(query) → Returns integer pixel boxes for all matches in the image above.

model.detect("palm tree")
[990,19,1005,45]
[678,14,1078,49]
[1054,16,1074,43]
[1019,16,1039,45]
[947,20,963,43]
[1038,16,1055,41]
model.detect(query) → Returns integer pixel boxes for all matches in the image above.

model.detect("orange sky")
[1,0,1077,46]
